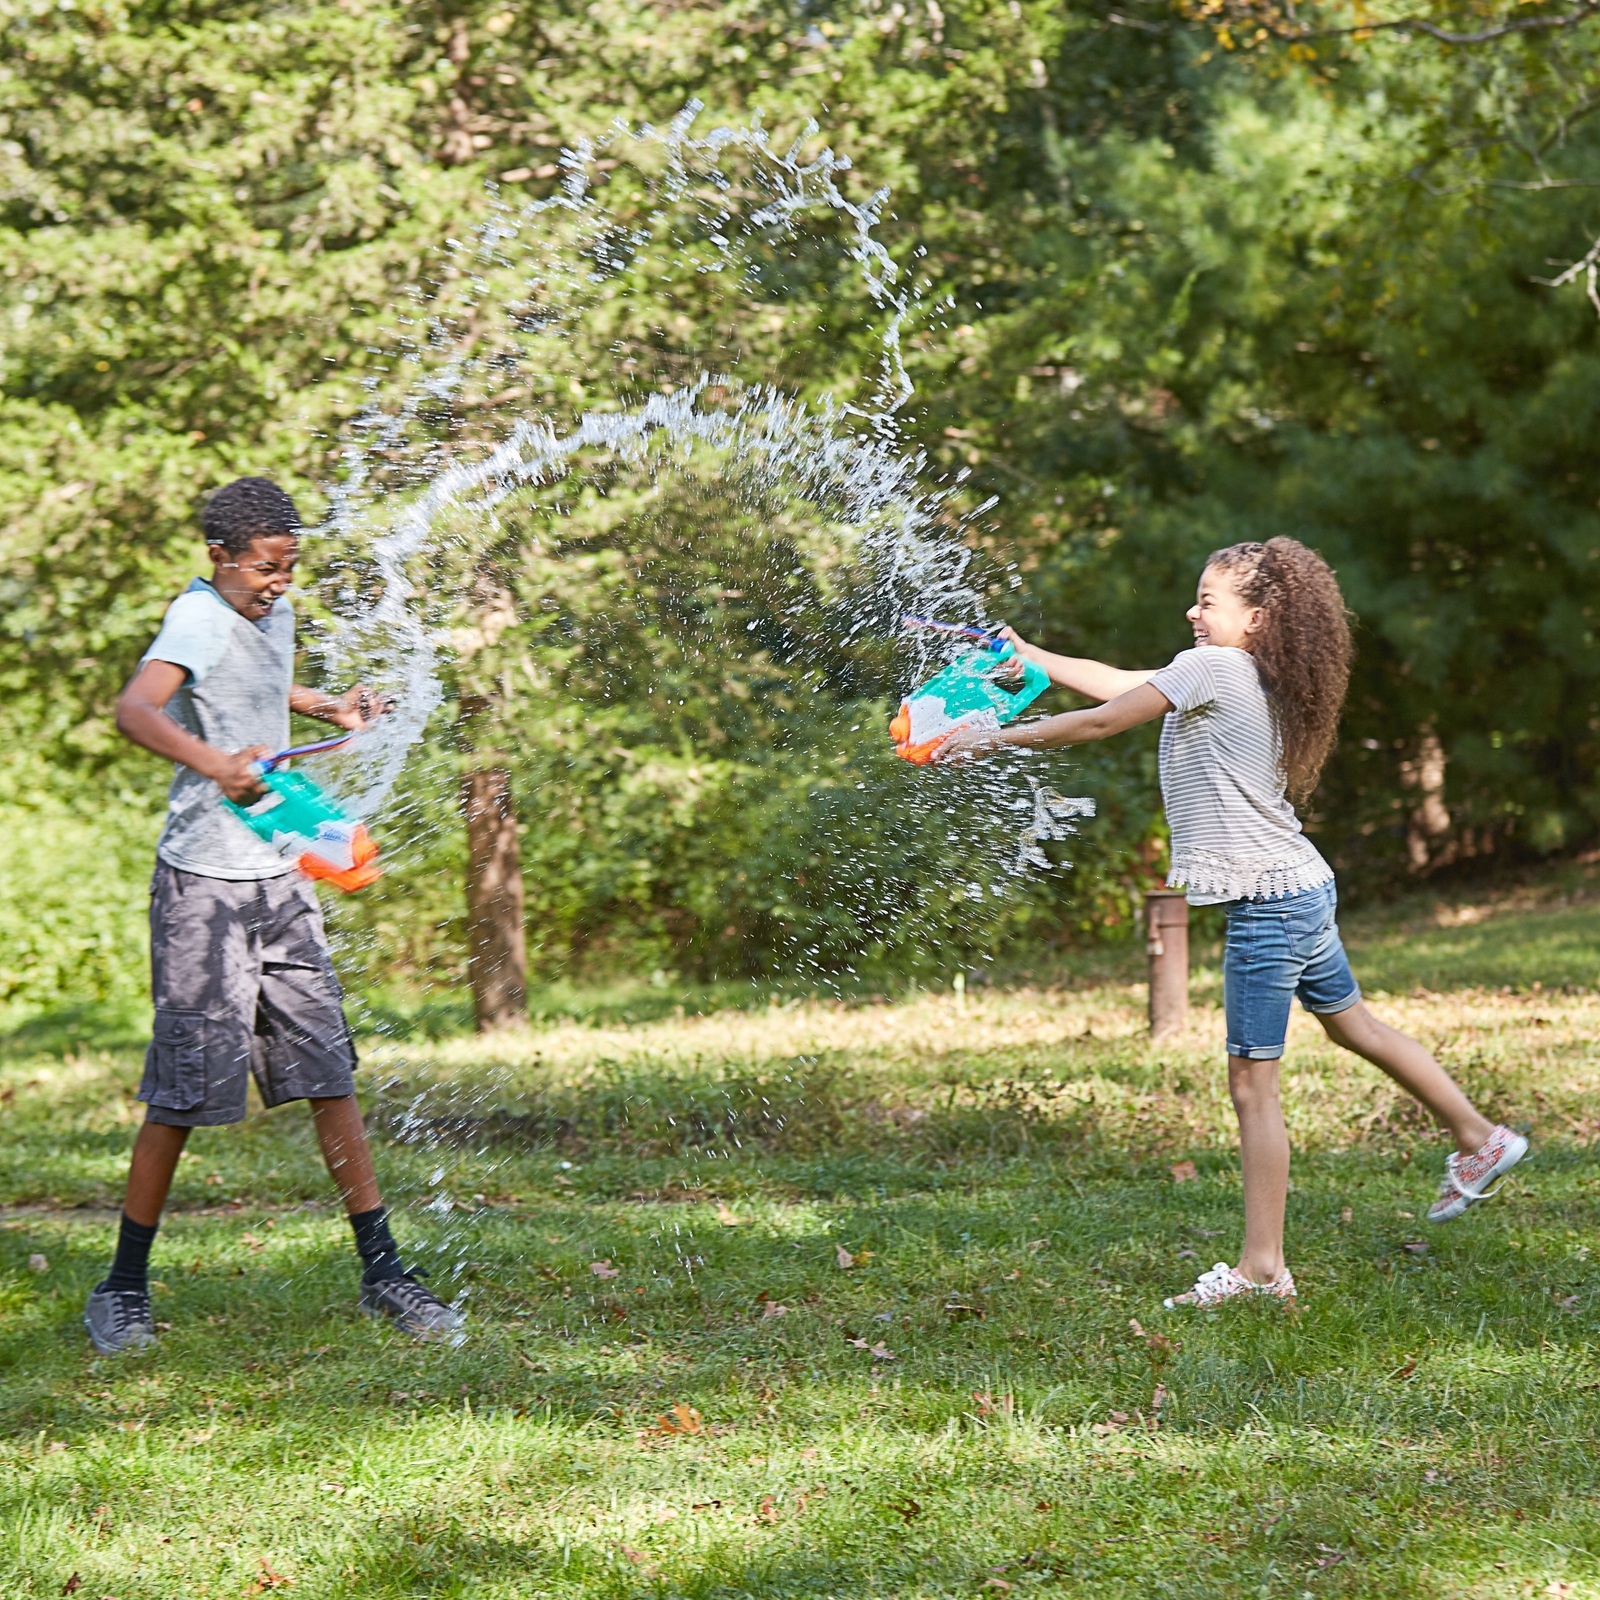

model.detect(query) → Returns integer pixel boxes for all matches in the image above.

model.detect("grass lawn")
[4,875,1600,1597]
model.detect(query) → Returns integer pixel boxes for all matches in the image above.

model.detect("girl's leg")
[123,1119,192,1226]
[1230,1055,1290,1284]
[1316,1001,1491,1157]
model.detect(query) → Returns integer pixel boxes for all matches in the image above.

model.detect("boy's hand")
[215,747,271,803]
[293,683,394,730]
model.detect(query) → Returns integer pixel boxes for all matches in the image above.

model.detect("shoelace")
[103,1289,151,1331]
[1191,1263,1236,1298]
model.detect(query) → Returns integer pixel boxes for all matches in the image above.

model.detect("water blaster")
[222,734,381,892]
[890,617,1051,764]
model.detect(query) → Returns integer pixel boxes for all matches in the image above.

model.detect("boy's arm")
[999,627,1157,702]
[289,684,390,730]
[116,661,269,803]
[932,681,1173,764]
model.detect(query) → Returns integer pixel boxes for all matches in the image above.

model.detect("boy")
[84,476,462,1353]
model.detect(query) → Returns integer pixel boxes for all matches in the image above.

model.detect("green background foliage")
[5,0,1600,1010]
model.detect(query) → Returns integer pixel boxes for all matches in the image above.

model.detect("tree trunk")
[461,767,527,1030]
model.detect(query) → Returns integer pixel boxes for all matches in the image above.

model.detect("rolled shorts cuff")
[1226,1040,1286,1061]
[1303,984,1362,1017]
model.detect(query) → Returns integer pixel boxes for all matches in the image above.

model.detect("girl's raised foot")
[1427,1125,1528,1223]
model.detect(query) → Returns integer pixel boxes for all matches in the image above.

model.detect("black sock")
[102,1213,159,1294]
[348,1205,405,1283]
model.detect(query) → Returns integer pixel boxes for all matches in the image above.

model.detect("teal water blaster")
[222,734,381,892]
[890,617,1051,763]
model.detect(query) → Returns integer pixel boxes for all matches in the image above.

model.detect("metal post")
[1145,890,1189,1038]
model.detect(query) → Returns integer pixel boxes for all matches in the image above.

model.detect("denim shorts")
[1221,880,1360,1060]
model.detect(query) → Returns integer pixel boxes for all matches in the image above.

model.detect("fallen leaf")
[1176,1248,1197,1259]
[762,1302,788,1319]
[28,1253,48,1273]
[1340,1206,1353,1224]
[645,1403,703,1438]
[715,1204,741,1226]
[618,1544,658,1574]
[836,1245,855,1269]
[1402,1240,1428,1255]
[1170,1161,1198,1183]
[1558,1294,1582,1313]
[870,1343,895,1360]
[794,1482,828,1513]
[691,1499,723,1510]
[45,1441,67,1454]
[756,1494,779,1524]
[1547,1582,1574,1598]
[1091,1410,1131,1435]
[590,1260,620,1279]
[889,1496,922,1523]
[800,1446,819,1461]
[982,1580,1014,1592]
[1391,1356,1418,1381]
[247,1556,291,1592]
[1035,1500,1053,1511]
[241,1233,265,1253]
[61,1576,82,1596]
[655,1506,678,1522]
[1315,1544,1345,1569]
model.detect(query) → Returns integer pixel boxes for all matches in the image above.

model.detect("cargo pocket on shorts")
[139,1008,208,1111]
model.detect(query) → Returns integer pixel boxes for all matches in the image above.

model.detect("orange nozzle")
[889,702,947,765]
[297,824,382,893]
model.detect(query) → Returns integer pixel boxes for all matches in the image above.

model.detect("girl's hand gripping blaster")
[222,734,381,893]
[890,618,1051,764]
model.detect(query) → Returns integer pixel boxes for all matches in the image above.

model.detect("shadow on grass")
[0,1002,148,1062]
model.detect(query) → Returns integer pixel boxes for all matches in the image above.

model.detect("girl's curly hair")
[1205,537,1352,803]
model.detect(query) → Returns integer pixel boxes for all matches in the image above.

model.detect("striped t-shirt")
[1146,645,1332,905]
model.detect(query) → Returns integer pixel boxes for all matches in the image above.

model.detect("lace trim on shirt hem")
[1167,845,1332,904]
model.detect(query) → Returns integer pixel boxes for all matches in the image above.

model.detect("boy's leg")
[87,866,260,1354]
[309,1094,403,1283]
[251,876,462,1336]
[310,1094,380,1216]
[1317,1002,1492,1156]
[124,1119,192,1226]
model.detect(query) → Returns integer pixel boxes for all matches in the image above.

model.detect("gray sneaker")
[358,1274,465,1340]
[83,1284,156,1355]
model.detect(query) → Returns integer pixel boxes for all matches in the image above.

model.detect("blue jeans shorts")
[1221,880,1361,1060]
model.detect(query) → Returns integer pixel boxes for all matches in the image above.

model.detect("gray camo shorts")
[139,862,358,1127]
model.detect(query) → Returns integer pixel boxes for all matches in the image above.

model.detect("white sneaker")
[1427,1125,1528,1222]
[1163,1261,1296,1309]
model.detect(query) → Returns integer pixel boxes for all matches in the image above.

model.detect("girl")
[935,537,1525,1307]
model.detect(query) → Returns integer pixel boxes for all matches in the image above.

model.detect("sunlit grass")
[3,875,1600,1595]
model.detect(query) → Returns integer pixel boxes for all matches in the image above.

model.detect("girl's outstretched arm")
[932,681,1172,764]
[999,627,1157,703]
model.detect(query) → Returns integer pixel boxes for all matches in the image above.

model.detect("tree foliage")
[4,0,1600,1000]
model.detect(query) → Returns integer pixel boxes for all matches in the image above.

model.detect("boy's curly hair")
[1205,537,1353,803]
[201,477,302,554]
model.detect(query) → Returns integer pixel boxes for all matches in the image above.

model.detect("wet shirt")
[1147,645,1332,905]
[141,577,295,880]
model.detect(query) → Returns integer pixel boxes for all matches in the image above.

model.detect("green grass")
[5,874,1600,1596]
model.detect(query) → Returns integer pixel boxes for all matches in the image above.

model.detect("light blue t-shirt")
[140,578,247,684]
[142,578,297,880]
